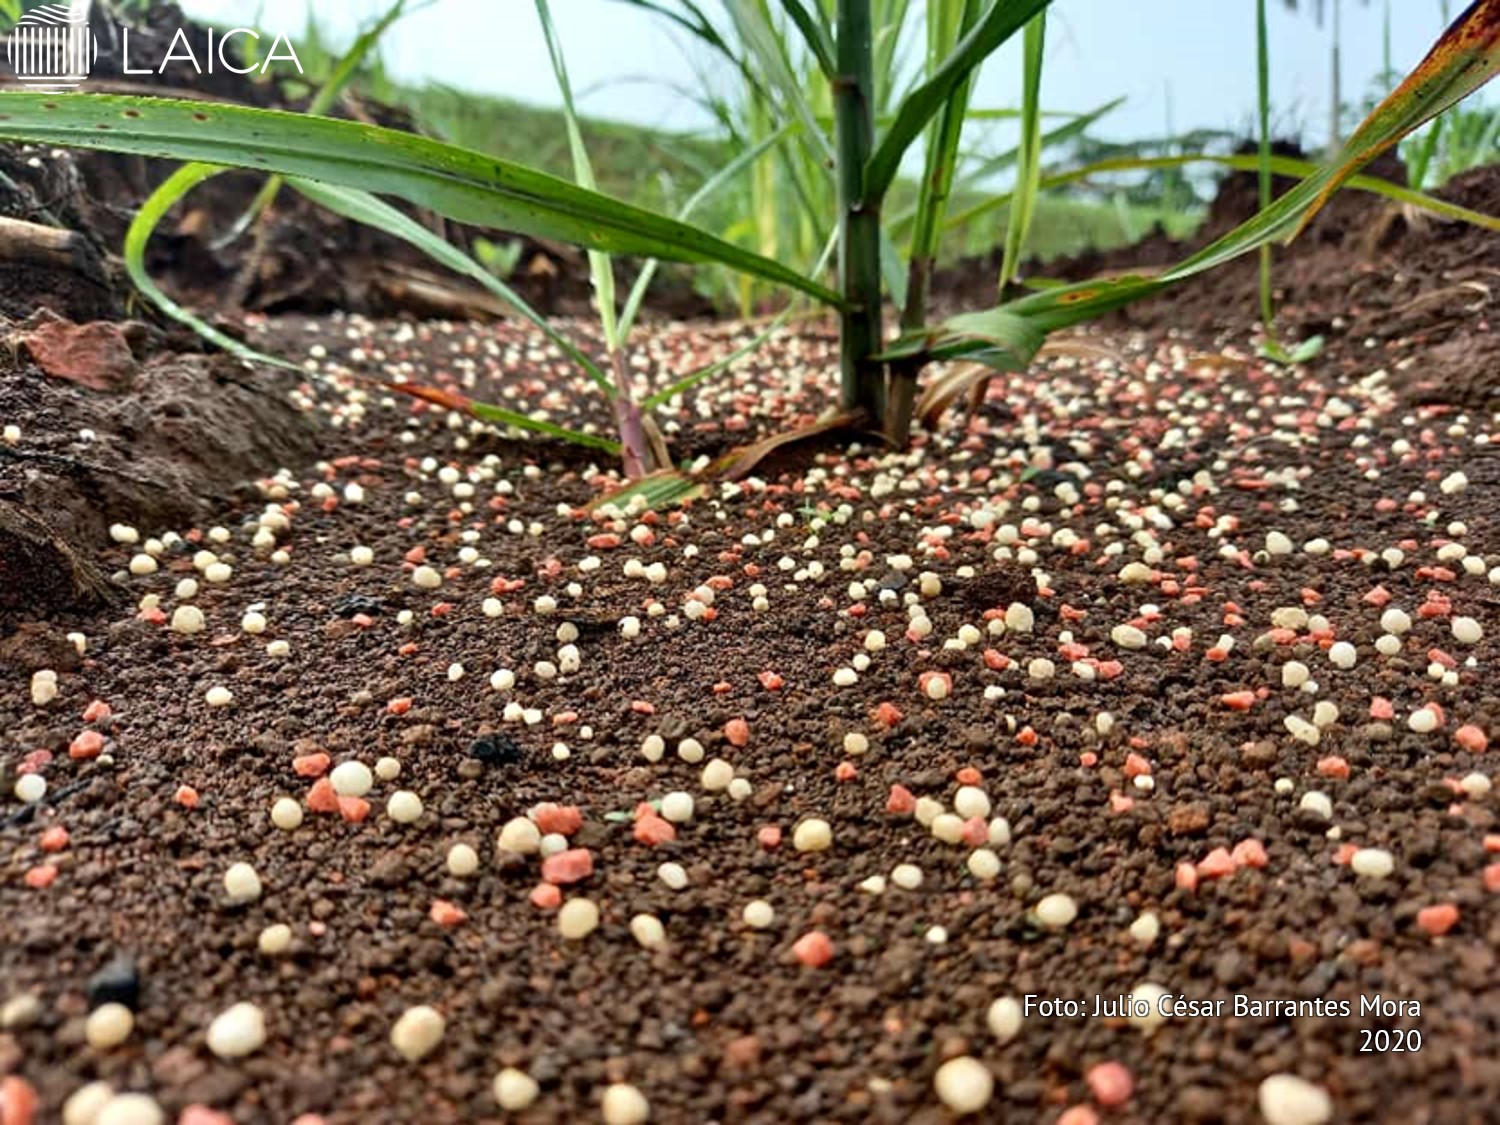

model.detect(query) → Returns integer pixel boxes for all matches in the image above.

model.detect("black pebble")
[331,593,385,618]
[469,733,523,767]
[88,955,140,1011]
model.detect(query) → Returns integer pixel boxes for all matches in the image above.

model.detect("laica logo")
[4,7,305,89]
[6,4,97,91]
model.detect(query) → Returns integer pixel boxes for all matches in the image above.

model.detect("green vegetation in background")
[250,2,1205,308]
[254,11,722,218]
[1395,2,1500,187]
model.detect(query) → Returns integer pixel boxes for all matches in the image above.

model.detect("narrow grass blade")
[640,227,836,409]
[608,0,737,60]
[386,382,622,454]
[887,96,1121,237]
[618,124,793,340]
[0,94,843,306]
[1295,0,1500,234]
[1256,0,1278,344]
[885,0,980,444]
[865,0,1054,200]
[903,0,979,305]
[122,164,298,371]
[641,308,795,410]
[779,0,836,75]
[124,166,623,449]
[897,80,1500,369]
[287,177,613,392]
[538,0,623,351]
[944,151,1500,233]
[726,1,834,162]
[998,10,1046,290]
[587,469,708,514]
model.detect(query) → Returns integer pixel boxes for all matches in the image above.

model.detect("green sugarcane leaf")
[943,151,1500,234]
[536,0,622,351]
[726,1,833,162]
[0,93,843,307]
[779,0,835,75]
[866,0,1054,201]
[122,164,297,371]
[286,177,613,392]
[998,10,1046,291]
[619,123,794,340]
[125,167,619,453]
[588,469,707,513]
[899,0,1500,370]
[215,0,413,249]
[386,382,622,454]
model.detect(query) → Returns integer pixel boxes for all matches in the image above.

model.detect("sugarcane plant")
[0,0,1494,500]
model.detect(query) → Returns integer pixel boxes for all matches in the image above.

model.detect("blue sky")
[182,0,1469,145]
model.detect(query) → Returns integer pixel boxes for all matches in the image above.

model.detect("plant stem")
[834,0,885,426]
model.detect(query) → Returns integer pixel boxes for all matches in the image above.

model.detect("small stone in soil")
[469,732,524,766]
[87,956,139,1010]
[331,593,385,618]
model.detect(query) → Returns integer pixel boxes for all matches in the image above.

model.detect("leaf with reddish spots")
[1295,0,1500,237]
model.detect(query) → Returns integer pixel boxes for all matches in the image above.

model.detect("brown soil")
[1,25,1498,1121]
[934,152,1500,411]
[0,341,317,626]
[1,279,1497,1123]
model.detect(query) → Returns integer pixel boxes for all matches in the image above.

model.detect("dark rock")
[468,732,523,767]
[87,954,140,1011]
[330,593,385,618]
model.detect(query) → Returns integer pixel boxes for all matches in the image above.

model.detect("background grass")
[272,10,1208,284]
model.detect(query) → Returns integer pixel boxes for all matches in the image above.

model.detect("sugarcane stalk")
[833,0,885,426]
